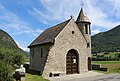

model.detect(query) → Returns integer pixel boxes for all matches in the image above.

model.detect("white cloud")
[83,0,120,29]
[91,29,101,35]
[105,0,120,18]
[26,0,119,34]
[28,8,50,24]
[0,4,43,36]
[16,42,29,52]
[29,0,82,24]
[1,0,120,36]
[0,4,43,51]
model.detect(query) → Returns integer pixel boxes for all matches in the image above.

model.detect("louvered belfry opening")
[66,49,79,74]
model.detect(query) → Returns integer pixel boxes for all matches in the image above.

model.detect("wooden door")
[88,57,92,71]
[66,49,78,74]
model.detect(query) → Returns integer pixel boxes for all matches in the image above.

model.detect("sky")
[0,0,120,51]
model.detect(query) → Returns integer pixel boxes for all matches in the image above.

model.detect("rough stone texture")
[42,19,91,77]
[29,43,52,74]
[29,9,91,77]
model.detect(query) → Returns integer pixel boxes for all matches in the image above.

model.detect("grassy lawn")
[25,74,49,81]
[92,52,120,61]
[92,61,120,74]
[92,61,120,64]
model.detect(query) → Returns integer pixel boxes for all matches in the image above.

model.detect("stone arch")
[66,49,79,74]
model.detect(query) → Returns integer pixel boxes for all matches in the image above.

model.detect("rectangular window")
[41,48,43,58]
[31,49,34,58]
[89,25,91,34]
[85,24,88,34]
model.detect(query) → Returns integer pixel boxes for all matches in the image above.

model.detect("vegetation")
[92,52,120,61]
[0,29,26,81]
[92,61,120,73]
[0,29,27,56]
[26,74,49,81]
[92,61,120,64]
[92,25,120,53]
[0,61,14,81]
[0,48,26,81]
[0,29,18,49]
[0,48,25,67]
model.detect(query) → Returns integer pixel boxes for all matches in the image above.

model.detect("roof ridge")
[28,19,71,47]
[45,19,71,31]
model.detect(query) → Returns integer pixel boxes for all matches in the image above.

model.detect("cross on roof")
[70,15,74,19]
[81,2,84,8]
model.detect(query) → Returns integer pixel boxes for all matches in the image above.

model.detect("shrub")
[0,48,25,67]
[0,61,14,81]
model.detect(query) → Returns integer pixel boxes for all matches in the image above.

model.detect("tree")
[0,48,25,67]
[0,61,13,81]
[0,47,26,81]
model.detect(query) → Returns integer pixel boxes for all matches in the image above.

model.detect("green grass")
[92,61,120,74]
[92,52,120,61]
[92,61,120,64]
[25,74,49,81]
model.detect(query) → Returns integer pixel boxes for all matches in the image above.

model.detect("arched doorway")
[66,49,79,74]
[88,57,92,71]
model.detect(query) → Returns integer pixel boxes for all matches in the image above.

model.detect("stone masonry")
[28,8,91,77]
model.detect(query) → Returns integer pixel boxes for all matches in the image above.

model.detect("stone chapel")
[28,8,92,77]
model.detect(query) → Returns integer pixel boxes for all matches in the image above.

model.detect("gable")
[47,19,89,70]
[28,19,70,47]
[55,19,87,45]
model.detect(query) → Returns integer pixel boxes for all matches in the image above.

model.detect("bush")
[0,48,26,81]
[0,48,25,67]
[0,61,14,81]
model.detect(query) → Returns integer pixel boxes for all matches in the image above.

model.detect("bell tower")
[76,8,91,44]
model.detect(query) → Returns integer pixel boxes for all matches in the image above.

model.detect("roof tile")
[28,19,70,47]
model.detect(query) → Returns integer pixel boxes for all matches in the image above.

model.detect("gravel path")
[46,71,104,81]
[79,73,120,81]
[46,71,120,81]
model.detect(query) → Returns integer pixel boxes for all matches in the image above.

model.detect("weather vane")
[81,2,84,8]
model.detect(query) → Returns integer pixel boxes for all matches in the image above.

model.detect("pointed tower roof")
[76,8,90,23]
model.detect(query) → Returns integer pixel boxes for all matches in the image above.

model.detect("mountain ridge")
[91,25,120,53]
[0,29,27,56]
[0,29,18,48]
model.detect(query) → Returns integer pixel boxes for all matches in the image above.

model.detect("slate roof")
[28,19,70,47]
[76,8,90,23]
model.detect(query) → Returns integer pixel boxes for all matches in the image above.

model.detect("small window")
[41,48,43,58]
[31,49,34,58]
[85,24,88,34]
[72,31,74,34]
[87,43,90,48]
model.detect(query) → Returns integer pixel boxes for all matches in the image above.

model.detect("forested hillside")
[0,29,18,48]
[92,25,120,53]
[0,29,27,54]
[0,29,26,81]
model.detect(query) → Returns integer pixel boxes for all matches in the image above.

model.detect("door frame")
[66,49,79,74]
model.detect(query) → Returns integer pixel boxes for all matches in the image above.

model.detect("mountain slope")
[92,25,120,53]
[0,29,18,48]
[0,29,27,55]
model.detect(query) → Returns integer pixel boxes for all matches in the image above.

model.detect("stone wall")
[42,19,91,77]
[29,43,52,75]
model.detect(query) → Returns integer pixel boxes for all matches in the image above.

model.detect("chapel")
[28,8,92,77]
